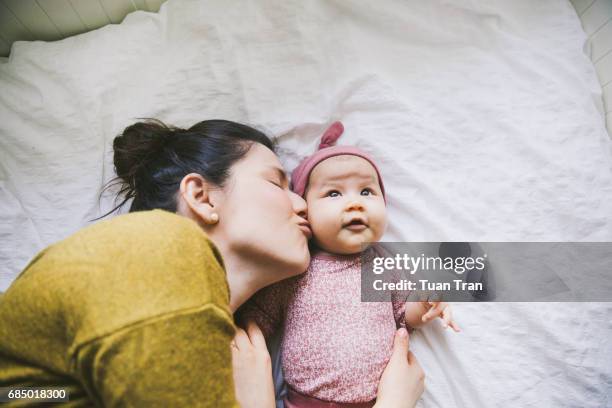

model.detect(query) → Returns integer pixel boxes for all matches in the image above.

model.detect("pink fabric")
[290,122,386,202]
[285,386,375,408]
[241,250,405,404]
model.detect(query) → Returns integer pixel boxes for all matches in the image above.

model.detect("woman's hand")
[231,320,276,408]
[375,328,425,408]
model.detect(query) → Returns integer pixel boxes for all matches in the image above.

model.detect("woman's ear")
[179,173,220,225]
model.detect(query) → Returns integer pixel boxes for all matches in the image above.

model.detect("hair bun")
[97,118,275,220]
[113,120,176,188]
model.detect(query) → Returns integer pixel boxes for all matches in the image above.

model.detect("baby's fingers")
[422,302,444,322]
[441,307,461,332]
[448,320,461,332]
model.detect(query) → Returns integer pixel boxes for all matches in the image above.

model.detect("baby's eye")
[326,190,341,198]
[361,188,373,196]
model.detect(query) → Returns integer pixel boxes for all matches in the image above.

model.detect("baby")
[239,122,459,407]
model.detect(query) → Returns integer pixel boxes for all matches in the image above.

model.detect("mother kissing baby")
[0,119,427,407]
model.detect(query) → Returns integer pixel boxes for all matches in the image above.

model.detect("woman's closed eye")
[269,179,284,189]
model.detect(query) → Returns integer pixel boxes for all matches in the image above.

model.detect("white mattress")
[0,0,610,406]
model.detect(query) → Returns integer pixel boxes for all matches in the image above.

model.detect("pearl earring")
[209,213,219,224]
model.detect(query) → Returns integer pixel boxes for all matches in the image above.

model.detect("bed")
[1,0,611,406]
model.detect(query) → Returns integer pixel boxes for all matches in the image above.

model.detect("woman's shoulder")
[81,209,211,246]
[13,209,229,316]
[53,209,220,264]
[2,210,231,347]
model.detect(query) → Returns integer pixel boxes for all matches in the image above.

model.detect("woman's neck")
[218,245,295,313]
[224,257,263,313]
[177,207,288,313]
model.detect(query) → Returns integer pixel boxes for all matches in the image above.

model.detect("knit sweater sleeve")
[0,210,240,407]
[70,304,238,408]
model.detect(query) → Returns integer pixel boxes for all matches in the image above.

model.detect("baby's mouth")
[342,218,369,232]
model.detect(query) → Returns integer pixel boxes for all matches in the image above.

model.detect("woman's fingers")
[234,320,267,350]
[231,324,275,408]
[408,351,425,384]
[391,327,409,358]
[376,328,425,407]
[407,350,417,366]
[245,320,267,350]
[232,326,250,350]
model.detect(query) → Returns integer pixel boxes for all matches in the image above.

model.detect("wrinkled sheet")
[0,0,610,406]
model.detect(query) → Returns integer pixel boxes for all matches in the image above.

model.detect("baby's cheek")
[371,211,388,240]
[314,219,339,242]
[308,203,336,231]
[312,217,346,251]
[376,210,388,229]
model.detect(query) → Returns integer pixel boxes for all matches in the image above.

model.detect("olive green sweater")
[0,210,238,407]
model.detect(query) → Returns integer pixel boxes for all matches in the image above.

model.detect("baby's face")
[305,155,387,255]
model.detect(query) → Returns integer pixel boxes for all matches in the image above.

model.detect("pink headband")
[290,121,386,202]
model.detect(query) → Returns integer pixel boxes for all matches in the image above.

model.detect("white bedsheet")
[1,0,610,406]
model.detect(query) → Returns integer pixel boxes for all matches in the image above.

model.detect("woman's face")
[212,143,311,279]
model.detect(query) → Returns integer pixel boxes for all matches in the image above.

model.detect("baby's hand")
[421,302,461,332]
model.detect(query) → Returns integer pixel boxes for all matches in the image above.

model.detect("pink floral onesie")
[240,248,406,405]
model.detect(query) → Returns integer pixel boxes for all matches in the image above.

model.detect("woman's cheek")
[265,185,294,215]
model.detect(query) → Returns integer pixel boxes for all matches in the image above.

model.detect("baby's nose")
[345,200,365,212]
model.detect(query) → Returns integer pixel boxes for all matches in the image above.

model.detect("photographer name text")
[372,279,483,292]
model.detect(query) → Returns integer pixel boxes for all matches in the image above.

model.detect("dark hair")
[100,119,275,218]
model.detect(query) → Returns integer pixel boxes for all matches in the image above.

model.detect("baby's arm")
[388,266,460,332]
[404,301,460,332]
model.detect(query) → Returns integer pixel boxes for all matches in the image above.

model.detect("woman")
[0,119,424,407]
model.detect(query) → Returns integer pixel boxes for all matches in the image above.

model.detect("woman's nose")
[289,191,308,219]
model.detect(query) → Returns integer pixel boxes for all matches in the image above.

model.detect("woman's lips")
[299,224,312,239]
